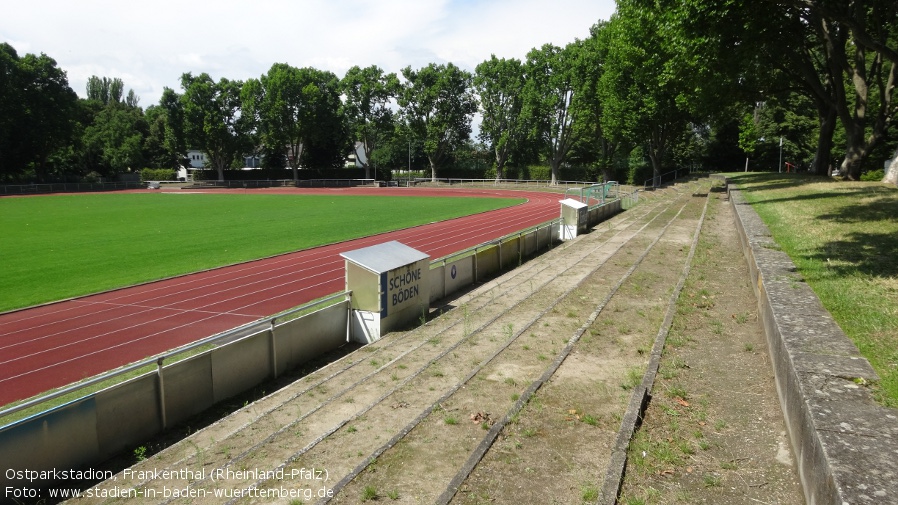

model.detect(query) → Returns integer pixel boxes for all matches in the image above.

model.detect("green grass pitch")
[0,192,522,312]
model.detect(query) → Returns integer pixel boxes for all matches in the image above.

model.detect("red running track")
[0,186,562,405]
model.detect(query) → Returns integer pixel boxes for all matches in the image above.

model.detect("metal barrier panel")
[444,255,475,298]
[275,302,349,371]
[0,398,99,488]
[611,200,622,217]
[521,229,536,257]
[475,245,500,279]
[430,263,445,304]
[212,331,272,404]
[541,225,555,252]
[162,353,214,427]
[95,372,161,460]
[501,236,521,268]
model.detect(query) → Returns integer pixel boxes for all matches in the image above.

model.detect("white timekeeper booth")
[559,198,589,241]
[341,241,430,344]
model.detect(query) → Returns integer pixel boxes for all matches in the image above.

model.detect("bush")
[527,165,552,181]
[860,169,885,181]
[83,171,102,183]
[140,168,175,182]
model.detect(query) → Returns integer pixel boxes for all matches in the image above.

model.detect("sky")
[2,0,617,108]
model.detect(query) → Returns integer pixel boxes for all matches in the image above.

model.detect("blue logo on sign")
[450,265,457,279]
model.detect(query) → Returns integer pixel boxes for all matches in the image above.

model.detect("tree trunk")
[649,125,668,187]
[649,153,662,187]
[495,148,508,181]
[839,127,867,180]
[810,108,837,175]
[362,142,372,180]
[289,142,303,181]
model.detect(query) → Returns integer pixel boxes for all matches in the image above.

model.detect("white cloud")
[1,0,616,106]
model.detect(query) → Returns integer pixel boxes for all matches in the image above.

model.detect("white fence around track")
[0,195,629,492]
[410,177,629,190]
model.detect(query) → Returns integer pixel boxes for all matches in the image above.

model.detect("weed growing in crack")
[581,485,599,501]
[667,384,687,399]
[622,366,643,390]
[362,485,378,501]
[703,473,722,488]
[582,414,599,426]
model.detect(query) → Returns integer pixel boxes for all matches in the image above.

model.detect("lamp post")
[780,137,783,173]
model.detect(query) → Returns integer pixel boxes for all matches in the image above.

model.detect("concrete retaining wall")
[728,184,898,504]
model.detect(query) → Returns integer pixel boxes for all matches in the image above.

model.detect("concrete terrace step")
[73,179,712,504]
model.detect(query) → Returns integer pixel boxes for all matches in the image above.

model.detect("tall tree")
[0,45,78,182]
[159,87,187,168]
[0,43,25,181]
[813,0,898,178]
[600,1,695,186]
[144,90,189,171]
[342,65,399,179]
[398,63,477,181]
[669,0,898,177]
[78,77,147,175]
[82,104,147,175]
[180,72,253,181]
[300,69,348,170]
[85,76,124,105]
[474,55,527,180]
[523,43,585,185]
[570,22,622,181]
[244,64,346,179]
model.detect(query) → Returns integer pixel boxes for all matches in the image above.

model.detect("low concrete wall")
[96,373,161,461]
[0,301,349,491]
[729,185,898,504]
[428,200,621,303]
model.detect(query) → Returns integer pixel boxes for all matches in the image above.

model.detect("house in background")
[347,141,368,168]
[187,149,208,168]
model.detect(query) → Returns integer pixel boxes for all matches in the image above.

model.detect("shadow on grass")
[731,172,898,280]
[806,231,898,279]
[728,172,842,193]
